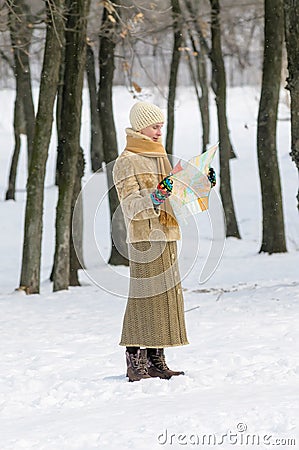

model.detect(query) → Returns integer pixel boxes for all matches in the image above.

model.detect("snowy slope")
[0,87,298,450]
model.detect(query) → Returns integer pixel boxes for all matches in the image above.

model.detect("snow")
[0,86,298,450]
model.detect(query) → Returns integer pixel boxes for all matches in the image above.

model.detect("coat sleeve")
[113,155,160,221]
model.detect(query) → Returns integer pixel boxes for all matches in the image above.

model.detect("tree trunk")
[284,0,299,210]
[69,148,85,286]
[165,0,183,156]
[98,4,128,266]
[50,52,66,282]
[19,0,65,294]
[8,0,35,168]
[257,0,287,253]
[210,0,241,238]
[197,52,210,152]
[53,0,91,292]
[5,93,25,200]
[55,43,65,186]
[187,30,210,152]
[5,133,21,201]
[86,43,104,172]
[184,0,236,158]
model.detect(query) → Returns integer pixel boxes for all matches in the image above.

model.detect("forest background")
[0,0,298,295]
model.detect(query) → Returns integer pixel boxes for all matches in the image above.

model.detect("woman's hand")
[150,176,173,206]
[208,167,216,188]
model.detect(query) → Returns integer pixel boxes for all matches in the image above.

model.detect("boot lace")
[131,353,148,375]
[151,353,169,371]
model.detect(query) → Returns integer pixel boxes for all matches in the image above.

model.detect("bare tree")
[5,92,25,200]
[284,0,299,210]
[182,0,237,158]
[86,42,104,172]
[210,0,241,238]
[69,148,85,286]
[19,0,65,294]
[98,1,128,266]
[4,0,37,200]
[165,0,183,155]
[182,0,210,152]
[257,0,286,253]
[7,0,35,168]
[53,0,91,291]
[54,40,65,186]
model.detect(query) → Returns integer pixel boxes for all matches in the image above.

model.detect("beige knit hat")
[129,101,165,131]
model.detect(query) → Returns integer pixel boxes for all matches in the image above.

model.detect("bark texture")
[284,0,299,210]
[69,149,85,286]
[53,0,91,291]
[8,0,35,168]
[257,0,287,253]
[183,0,210,151]
[19,0,65,294]
[5,94,25,200]
[86,43,104,172]
[165,0,183,156]
[98,4,129,266]
[210,0,241,238]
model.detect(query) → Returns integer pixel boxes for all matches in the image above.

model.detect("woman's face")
[140,123,163,142]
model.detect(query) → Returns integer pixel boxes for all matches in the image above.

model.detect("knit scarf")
[124,129,179,228]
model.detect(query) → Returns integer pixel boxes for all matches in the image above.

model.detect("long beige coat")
[112,130,181,243]
[114,130,189,348]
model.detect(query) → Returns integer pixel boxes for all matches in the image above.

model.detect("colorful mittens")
[150,176,173,206]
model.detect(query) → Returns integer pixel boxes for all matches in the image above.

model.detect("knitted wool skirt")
[119,240,189,348]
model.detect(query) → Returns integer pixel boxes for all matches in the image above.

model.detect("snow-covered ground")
[0,86,298,450]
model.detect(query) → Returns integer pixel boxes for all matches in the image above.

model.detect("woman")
[113,101,189,382]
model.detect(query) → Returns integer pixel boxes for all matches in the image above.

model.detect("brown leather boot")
[126,348,151,382]
[147,348,184,380]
